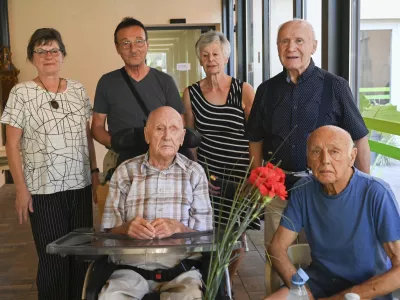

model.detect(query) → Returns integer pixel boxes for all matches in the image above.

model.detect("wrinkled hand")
[91,173,100,205]
[151,218,180,239]
[125,216,155,239]
[208,181,221,196]
[15,187,33,224]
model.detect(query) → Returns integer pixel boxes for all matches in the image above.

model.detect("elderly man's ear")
[349,147,358,167]
[180,128,186,146]
[144,127,149,145]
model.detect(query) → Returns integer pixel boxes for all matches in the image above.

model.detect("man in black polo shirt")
[246,19,370,257]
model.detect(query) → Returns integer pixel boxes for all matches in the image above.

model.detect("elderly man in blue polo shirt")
[265,125,400,300]
[246,19,371,256]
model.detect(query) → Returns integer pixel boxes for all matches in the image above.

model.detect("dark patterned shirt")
[246,60,369,172]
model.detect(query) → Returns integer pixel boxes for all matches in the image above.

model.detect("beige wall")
[4,0,221,176]
[361,0,400,19]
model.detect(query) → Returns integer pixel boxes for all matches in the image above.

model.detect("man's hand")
[151,218,181,239]
[15,187,33,224]
[125,216,155,239]
[91,173,100,205]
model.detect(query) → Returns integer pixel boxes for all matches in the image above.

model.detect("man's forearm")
[354,136,370,174]
[249,141,263,170]
[268,245,297,287]
[86,123,97,169]
[329,265,400,300]
[91,125,112,148]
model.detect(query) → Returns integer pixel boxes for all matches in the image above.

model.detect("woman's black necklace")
[38,77,61,109]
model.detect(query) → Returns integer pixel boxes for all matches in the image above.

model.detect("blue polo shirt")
[281,169,400,298]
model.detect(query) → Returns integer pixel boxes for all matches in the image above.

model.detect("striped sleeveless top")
[188,77,250,182]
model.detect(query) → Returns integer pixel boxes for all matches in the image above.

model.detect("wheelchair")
[82,253,233,300]
[80,127,233,299]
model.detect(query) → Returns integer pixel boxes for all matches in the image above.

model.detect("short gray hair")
[195,30,231,60]
[277,18,316,43]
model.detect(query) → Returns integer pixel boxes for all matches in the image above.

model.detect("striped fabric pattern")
[189,78,250,181]
[189,78,260,230]
[29,185,93,300]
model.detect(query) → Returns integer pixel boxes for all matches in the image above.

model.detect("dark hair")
[27,28,66,62]
[114,17,148,44]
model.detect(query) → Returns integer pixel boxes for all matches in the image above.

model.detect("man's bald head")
[146,106,183,129]
[307,125,354,154]
[277,19,316,43]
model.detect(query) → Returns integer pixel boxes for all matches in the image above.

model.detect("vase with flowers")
[204,162,288,300]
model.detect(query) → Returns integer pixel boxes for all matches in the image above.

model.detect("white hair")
[195,30,231,60]
[277,18,316,43]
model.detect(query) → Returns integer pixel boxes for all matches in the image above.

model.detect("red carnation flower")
[248,163,288,200]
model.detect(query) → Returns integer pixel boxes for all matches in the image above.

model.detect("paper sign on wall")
[177,63,191,71]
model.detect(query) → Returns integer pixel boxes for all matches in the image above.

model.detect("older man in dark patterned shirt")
[246,19,371,291]
[100,106,212,300]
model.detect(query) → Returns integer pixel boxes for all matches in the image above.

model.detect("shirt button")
[293,106,297,110]
[158,188,163,192]
[158,208,163,211]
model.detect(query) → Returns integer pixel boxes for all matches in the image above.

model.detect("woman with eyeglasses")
[0,28,98,300]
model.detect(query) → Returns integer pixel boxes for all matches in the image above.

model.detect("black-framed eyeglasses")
[50,100,59,109]
[33,48,62,57]
[118,39,147,49]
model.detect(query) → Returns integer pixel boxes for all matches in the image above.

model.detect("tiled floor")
[0,184,267,299]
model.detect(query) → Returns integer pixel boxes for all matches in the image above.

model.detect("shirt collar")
[140,152,187,172]
[284,58,316,84]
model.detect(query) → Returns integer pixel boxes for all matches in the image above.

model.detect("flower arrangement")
[204,162,287,300]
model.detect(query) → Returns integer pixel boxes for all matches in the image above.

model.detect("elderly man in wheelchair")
[92,106,214,300]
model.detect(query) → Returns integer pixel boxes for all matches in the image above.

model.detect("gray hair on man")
[195,30,231,60]
[277,18,316,43]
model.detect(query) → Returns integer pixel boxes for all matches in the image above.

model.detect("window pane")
[270,0,293,77]
[246,0,263,88]
[359,0,400,202]
[305,0,322,67]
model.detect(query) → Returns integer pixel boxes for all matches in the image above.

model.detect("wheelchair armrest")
[182,128,201,148]
[85,256,115,300]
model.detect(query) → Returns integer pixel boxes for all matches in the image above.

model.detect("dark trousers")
[29,185,93,300]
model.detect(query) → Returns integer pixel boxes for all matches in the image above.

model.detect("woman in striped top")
[182,30,256,281]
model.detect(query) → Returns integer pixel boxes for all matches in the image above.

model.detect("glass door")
[147,26,215,94]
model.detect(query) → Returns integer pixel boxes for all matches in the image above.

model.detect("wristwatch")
[91,168,100,174]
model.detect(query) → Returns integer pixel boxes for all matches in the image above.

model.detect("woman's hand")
[91,173,100,205]
[15,187,33,224]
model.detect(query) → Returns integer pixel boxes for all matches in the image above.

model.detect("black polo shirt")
[246,60,369,172]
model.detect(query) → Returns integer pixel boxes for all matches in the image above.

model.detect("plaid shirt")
[102,153,213,232]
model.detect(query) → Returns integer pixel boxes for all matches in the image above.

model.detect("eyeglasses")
[33,48,62,57]
[118,39,147,49]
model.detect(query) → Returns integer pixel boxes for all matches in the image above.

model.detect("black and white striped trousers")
[29,185,93,300]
